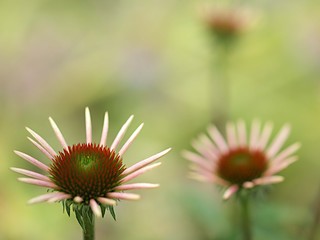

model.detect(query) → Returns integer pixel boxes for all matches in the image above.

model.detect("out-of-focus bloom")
[12,107,170,218]
[183,120,300,200]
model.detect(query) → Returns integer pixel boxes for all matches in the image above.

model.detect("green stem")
[83,210,95,240]
[308,184,320,240]
[239,193,252,240]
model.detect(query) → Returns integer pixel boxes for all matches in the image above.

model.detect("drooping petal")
[85,107,92,144]
[223,185,239,200]
[18,178,57,188]
[122,148,171,176]
[47,193,72,203]
[119,123,144,157]
[90,199,102,218]
[10,167,50,181]
[28,192,68,204]
[26,127,57,157]
[49,117,69,152]
[253,176,284,185]
[108,192,140,200]
[121,162,162,183]
[114,183,159,191]
[97,197,117,206]
[99,112,109,147]
[14,151,49,172]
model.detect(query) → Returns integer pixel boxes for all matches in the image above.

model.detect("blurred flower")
[12,107,171,219]
[202,8,245,43]
[183,120,300,200]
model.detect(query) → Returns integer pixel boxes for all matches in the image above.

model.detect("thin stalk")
[239,193,252,240]
[308,184,320,240]
[83,210,95,240]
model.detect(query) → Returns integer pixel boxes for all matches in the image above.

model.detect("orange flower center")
[217,147,268,185]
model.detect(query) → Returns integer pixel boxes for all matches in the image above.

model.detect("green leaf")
[101,205,106,218]
[75,208,85,231]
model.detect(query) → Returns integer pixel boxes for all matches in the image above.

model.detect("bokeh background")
[1,0,320,239]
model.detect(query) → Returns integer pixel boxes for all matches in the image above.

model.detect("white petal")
[271,143,300,165]
[49,117,69,152]
[121,162,161,183]
[253,176,284,185]
[108,192,140,200]
[182,150,213,171]
[226,122,237,149]
[208,125,228,153]
[237,120,247,147]
[265,156,298,176]
[122,148,171,175]
[257,122,273,149]
[110,115,134,151]
[90,199,102,218]
[97,197,117,206]
[100,112,109,147]
[47,193,72,203]
[26,127,57,157]
[249,119,261,150]
[18,178,57,188]
[85,107,92,144]
[10,167,50,181]
[14,151,49,172]
[74,196,84,203]
[28,192,67,204]
[28,137,54,160]
[266,124,291,158]
[223,185,239,200]
[114,183,159,191]
[119,123,144,157]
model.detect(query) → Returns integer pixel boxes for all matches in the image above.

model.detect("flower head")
[183,120,300,200]
[12,108,170,219]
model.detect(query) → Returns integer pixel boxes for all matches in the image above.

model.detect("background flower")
[183,120,300,199]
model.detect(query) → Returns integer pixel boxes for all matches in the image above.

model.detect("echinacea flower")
[12,108,171,219]
[183,120,300,200]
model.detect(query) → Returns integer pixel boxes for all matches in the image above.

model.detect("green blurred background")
[1,0,320,239]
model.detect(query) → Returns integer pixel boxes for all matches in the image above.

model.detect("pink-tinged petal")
[223,185,239,200]
[90,199,102,218]
[264,156,298,176]
[208,125,228,153]
[10,167,50,181]
[110,115,134,151]
[99,112,109,147]
[14,151,49,172]
[49,117,69,152]
[253,176,284,185]
[271,142,301,165]
[26,127,57,157]
[182,150,213,171]
[97,197,117,206]
[191,140,217,161]
[121,162,161,183]
[85,107,92,144]
[18,177,57,188]
[28,137,54,160]
[74,196,84,203]
[237,120,247,147]
[257,122,273,150]
[266,124,291,158]
[249,119,261,150]
[114,183,159,191]
[108,192,140,200]
[226,122,237,149]
[243,181,254,188]
[122,148,171,175]
[119,123,144,157]
[198,133,219,156]
[28,192,67,204]
[47,193,72,203]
